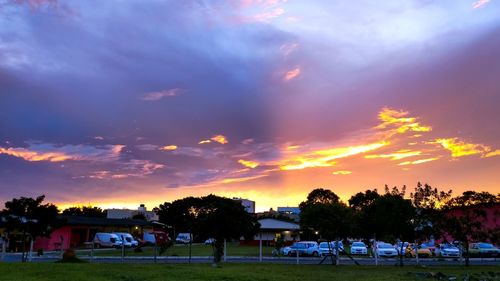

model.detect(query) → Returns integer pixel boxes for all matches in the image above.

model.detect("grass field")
[0,263,498,281]
[81,243,276,257]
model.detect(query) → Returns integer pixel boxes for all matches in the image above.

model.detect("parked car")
[421,241,437,256]
[175,233,191,244]
[436,244,460,258]
[114,233,138,247]
[287,241,319,257]
[405,244,432,258]
[318,242,340,256]
[394,242,409,255]
[93,233,122,248]
[376,242,398,258]
[350,241,368,255]
[469,243,500,257]
[204,238,215,245]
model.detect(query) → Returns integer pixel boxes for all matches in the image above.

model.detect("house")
[33,216,158,251]
[106,204,159,221]
[241,218,300,246]
[232,198,255,213]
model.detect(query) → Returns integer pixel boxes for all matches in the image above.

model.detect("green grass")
[0,263,498,281]
[82,243,276,257]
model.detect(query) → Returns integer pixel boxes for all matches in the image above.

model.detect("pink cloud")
[141,88,182,101]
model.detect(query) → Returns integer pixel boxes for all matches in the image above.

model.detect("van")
[93,233,122,248]
[176,233,191,244]
[114,233,138,247]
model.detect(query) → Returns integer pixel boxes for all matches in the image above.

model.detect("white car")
[436,244,460,258]
[93,233,123,248]
[318,242,339,256]
[350,241,368,255]
[394,242,409,255]
[114,233,139,247]
[376,242,398,257]
[204,238,215,245]
[286,241,319,257]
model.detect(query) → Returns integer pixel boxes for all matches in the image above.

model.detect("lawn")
[0,263,498,281]
[80,242,276,257]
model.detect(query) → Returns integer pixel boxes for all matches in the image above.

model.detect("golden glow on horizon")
[238,159,260,168]
[198,139,211,144]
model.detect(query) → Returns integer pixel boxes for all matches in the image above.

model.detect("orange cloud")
[398,157,439,166]
[284,67,300,81]
[433,138,496,158]
[278,141,388,170]
[376,107,431,136]
[160,145,178,151]
[198,140,212,144]
[365,149,422,160]
[211,135,229,144]
[238,159,260,168]
[0,147,76,162]
[332,170,352,175]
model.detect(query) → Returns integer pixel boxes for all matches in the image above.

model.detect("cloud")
[238,159,260,168]
[141,88,182,101]
[277,141,388,170]
[284,67,300,81]
[472,0,490,9]
[199,135,229,145]
[433,138,498,158]
[160,145,178,151]
[398,157,439,166]
[365,149,422,160]
[0,143,124,163]
[332,170,352,175]
[376,107,432,137]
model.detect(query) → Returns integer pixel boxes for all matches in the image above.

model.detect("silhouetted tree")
[436,191,498,266]
[61,206,107,218]
[0,195,59,262]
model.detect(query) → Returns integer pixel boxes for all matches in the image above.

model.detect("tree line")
[299,183,499,266]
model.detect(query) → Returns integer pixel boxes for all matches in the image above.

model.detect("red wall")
[34,226,72,251]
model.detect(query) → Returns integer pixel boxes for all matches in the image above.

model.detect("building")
[33,216,158,251]
[241,218,300,246]
[232,198,255,213]
[277,207,300,215]
[107,204,158,221]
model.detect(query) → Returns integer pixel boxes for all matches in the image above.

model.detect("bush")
[58,249,85,263]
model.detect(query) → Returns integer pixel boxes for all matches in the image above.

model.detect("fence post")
[335,239,340,265]
[223,239,227,262]
[154,241,157,263]
[28,238,33,262]
[90,241,94,263]
[259,234,262,262]
[1,236,6,262]
[121,235,125,263]
[60,236,64,260]
[414,241,419,265]
[374,241,378,266]
[296,244,299,265]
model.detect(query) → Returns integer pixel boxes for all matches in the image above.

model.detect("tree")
[157,195,259,264]
[348,189,380,212]
[410,182,452,241]
[300,189,354,265]
[436,191,498,266]
[300,188,340,206]
[61,206,107,218]
[0,195,59,262]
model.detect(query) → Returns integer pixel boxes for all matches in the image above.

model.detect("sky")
[0,0,499,212]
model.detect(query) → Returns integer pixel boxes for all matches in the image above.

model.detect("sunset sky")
[1,0,499,212]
